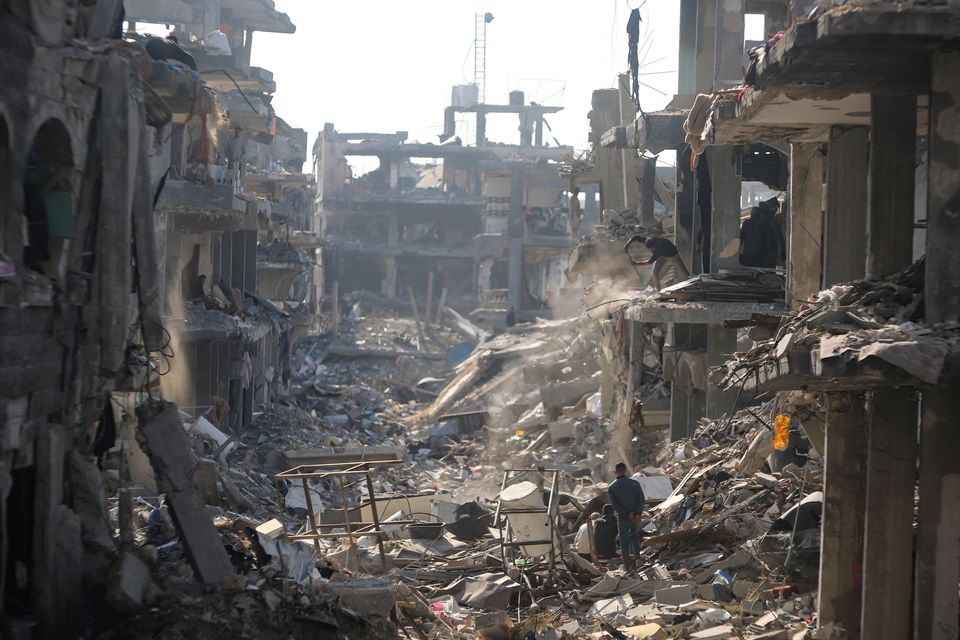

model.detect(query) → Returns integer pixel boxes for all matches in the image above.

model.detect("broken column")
[788,143,823,304]
[860,389,918,640]
[136,400,233,584]
[867,94,917,278]
[818,392,868,633]
[926,50,960,324]
[824,126,868,286]
[705,326,737,419]
[915,372,960,640]
[707,145,741,273]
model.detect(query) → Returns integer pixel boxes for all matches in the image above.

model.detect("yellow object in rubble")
[773,414,791,451]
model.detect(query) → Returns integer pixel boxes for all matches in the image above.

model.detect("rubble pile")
[721,258,960,388]
[102,299,833,640]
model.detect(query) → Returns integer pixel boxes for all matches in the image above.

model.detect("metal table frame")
[274,459,416,572]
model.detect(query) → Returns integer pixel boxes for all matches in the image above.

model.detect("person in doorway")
[574,512,601,560]
[569,186,583,237]
[624,235,690,291]
[505,307,517,327]
[758,196,786,266]
[607,462,645,571]
[593,504,619,561]
[225,126,247,176]
[738,205,780,268]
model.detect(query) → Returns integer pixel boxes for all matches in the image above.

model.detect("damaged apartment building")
[315,91,589,324]
[0,0,319,635]
[568,0,960,637]
[131,0,320,430]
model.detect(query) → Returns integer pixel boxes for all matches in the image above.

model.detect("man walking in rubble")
[624,235,690,291]
[608,462,645,572]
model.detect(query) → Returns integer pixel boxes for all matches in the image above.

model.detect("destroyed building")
[0,0,204,635]
[135,0,319,430]
[560,0,960,637]
[314,94,587,325]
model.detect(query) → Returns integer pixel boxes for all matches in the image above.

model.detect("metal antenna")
[474,12,494,104]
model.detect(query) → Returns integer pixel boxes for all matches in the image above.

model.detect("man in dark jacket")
[739,198,784,268]
[607,462,645,571]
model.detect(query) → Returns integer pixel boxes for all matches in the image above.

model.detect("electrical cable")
[199,69,261,113]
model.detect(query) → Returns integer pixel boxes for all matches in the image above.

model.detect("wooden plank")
[136,401,233,584]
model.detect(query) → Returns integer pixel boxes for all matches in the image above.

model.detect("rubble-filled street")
[1,1,959,639]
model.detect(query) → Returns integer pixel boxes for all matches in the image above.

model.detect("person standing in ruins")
[607,462,645,571]
[624,235,690,291]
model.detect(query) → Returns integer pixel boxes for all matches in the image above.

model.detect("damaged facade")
[314,96,584,326]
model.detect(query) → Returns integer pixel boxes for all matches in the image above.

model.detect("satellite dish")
[484,12,494,23]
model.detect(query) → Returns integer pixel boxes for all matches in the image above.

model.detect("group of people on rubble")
[621,195,785,291]
[573,463,648,572]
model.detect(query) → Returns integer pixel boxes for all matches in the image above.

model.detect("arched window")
[22,119,75,277]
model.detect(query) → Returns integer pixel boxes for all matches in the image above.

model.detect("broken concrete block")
[588,593,634,618]
[689,625,735,638]
[622,623,668,639]
[655,584,694,606]
[255,518,285,539]
[311,578,395,620]
[106,552,153,614]
[136,401,233,584]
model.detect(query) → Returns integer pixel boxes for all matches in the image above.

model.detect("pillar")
[714,0,745,90]
[818,392,868,633]
[915,373,960,640]
[867,94,916,278]
[694,0,716,92]
[476,111,486,146]
[590,89,625,212]
[705,326,737,419]
[676,149,697,272]
[640,155,657,226]
[618,73,642,212]
[669,375,691,441]
[230,231,244,292]
[707,145,741,272]
[678,0,698,95]
[507,166,524,311]
[33,425,67,640]
[381,256,397,299]
[788,143,823,304]
[861,389,919,640]
[386,211,400,247]
[242,229,256,293]
[824,126,868,286]
[926,51,960,324]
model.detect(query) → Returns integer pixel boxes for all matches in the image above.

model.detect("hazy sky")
[251,1,686,156]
